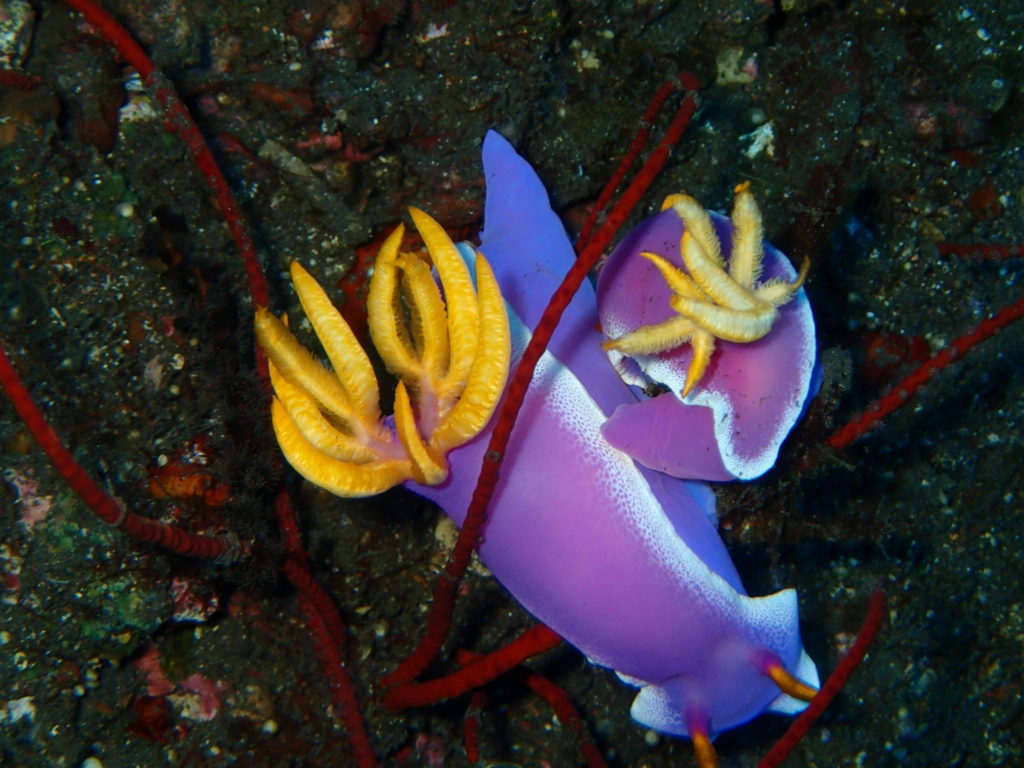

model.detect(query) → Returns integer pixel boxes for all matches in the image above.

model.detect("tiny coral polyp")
[603,182,809,397]
[254,207,511,497]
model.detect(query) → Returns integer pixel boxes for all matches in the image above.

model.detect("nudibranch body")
[255,130,819,747]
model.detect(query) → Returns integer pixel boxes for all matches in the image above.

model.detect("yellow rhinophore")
[255,207,511,497]
[603,182,809,397]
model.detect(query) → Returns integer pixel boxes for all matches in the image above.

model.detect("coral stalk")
[935,241,1024,260]
[575,72,700,256]
[61,0,267,310]
[522,671,611,768]
[827,295,1024,451]
[385,623,562,709]
[454,647,610,768]
[0,342,231,559]
[462,690,485,763]
[283,555,379,768]
[757,589,886,768]
[0,69,42,90]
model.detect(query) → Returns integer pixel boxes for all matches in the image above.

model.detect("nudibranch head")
[604,183,809,397]
[596,185,817,481]
[254,208,510,496]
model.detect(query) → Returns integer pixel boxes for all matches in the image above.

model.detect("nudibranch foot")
[603,183,808,397]
[254,208,511,497]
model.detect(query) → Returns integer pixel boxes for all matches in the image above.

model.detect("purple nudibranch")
[405,131,819,740]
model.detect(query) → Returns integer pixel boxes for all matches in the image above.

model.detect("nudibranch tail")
[255,208,511,497]
[678,650,817,768]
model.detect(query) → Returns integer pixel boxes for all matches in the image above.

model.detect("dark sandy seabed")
[1,1,1023,766]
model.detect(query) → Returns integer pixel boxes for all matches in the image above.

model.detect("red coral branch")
[62,0,267,310]
[283,554,378,768]
[462,689,486,763]
[935,241,1024,260]
[827,293,1024,451]
[385,623,562,710]
[0,69,42,90]
[829,236,1024,451]
[575,72,700,255]
[522,672,611,768]
[384,73,702,688]
[0,342,232,560]
[758,589,887,768]
[453,645,609,768]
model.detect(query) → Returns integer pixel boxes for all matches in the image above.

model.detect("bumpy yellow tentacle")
[432,252,510,452]
[256,208,511,498]
[682,331,716,398]
[368,224,422,384]
[269,359,379,463]
[271,397,412,497]
[662,193,723,268]
[639,251,704,300]
[756,257,810,304]
[669,294,778,343]
[680,231,762,312]
[410,206,480,398]
[393,381,448,485]
[603,315,696,357]
[289,261,380,422]
[727,182,764,289]
[255,308,357,426]
[396,253,449,383]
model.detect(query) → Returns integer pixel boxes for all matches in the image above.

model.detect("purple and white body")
[256,129,821,757]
